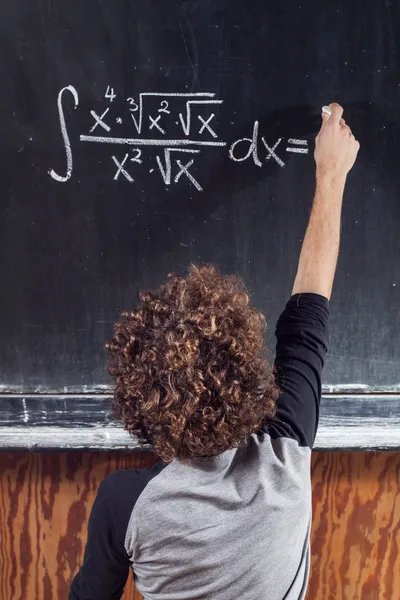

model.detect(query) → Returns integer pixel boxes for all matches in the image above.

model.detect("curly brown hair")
[106,264,280,464]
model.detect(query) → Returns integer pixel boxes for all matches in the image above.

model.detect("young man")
[69,103,359,600]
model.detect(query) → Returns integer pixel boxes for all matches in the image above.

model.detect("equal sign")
[286,139,309,154]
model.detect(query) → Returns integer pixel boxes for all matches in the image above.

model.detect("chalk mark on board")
[229,120,262,167]
[80,135,226,147]
[90,108,111,133]
[288,138,308,146]
[156,148,200,188]
[105,86,117,102]
[286,139,309,154]
[175,158,202,191]
[49,85,310,189]
[131,92,216,135]
[130,149,143,164]
[112,153,133,182]
[286,147,308,154]
[158,100,171,114]
[149,114,166,134]
[179,100,223,136]
[22,398,29,423]
[198,114,217,138]
[48,84,79,182]
[262,137,285,167]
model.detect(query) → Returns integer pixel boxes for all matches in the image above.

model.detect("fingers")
[329,102,344,124]
[320,104,345,129]
[331,112,352,137]
[319,103,359,148]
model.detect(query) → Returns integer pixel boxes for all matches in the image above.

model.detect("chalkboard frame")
[1,394,399,451]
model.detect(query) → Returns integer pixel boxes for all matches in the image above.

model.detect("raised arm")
[292,103,360,300]
[265,104,360,449]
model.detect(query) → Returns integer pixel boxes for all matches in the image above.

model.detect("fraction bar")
[80,135,227,147]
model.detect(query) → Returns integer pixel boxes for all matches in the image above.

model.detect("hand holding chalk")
[322,104,346,127]
[315,102,360,179]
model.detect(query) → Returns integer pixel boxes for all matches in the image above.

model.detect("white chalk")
[322,105,332,116]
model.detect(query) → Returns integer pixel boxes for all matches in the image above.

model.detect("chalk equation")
[49,85,309,192]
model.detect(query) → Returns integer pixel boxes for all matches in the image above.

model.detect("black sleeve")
[265,292,329,449]
[69,471,132,600]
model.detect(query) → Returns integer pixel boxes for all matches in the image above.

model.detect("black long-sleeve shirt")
[70,292,329,600]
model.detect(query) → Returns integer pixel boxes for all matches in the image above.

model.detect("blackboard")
[1,1,399,449]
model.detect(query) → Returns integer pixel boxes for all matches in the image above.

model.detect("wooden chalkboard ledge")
[0,394,399,451]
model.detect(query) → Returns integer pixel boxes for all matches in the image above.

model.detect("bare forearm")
[291,102,359,300]
[292,175,346,300]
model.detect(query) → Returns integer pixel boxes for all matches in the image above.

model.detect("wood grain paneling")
[0,451,399,600]
[0,452,156,600]
[308,452,400,600]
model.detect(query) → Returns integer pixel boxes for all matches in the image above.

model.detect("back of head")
[106,264,279,464]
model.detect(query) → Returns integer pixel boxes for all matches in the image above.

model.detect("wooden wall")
[0,451,399,600]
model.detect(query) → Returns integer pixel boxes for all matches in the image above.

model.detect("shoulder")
[95,460,167,540]
[276,292,330,333]
[99,460,167,501]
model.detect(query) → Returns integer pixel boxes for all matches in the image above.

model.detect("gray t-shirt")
[70,293,329,600]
